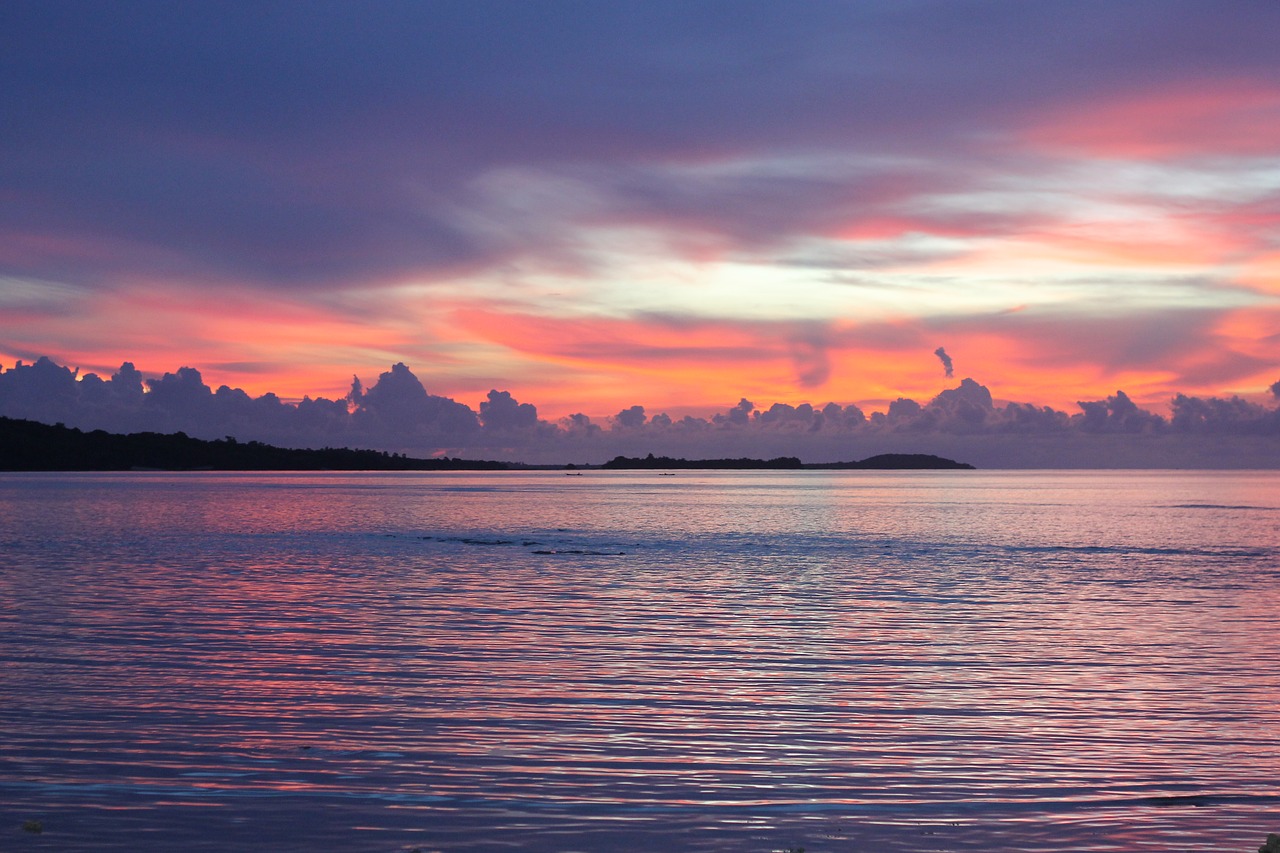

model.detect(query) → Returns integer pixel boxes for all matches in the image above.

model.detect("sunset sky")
[4,0,1280,422]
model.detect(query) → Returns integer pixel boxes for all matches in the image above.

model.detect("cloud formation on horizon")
[3,356,1278,469]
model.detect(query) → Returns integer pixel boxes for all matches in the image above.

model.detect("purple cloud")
[934,347,954,378]
[5,1,1278,294]
[5,356,1280,467]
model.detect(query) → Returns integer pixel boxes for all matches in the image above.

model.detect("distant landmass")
[0,417,509,471]
[600,452,975,470]
[0,417,973,471]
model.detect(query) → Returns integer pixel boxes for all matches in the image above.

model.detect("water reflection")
[1,471,1279,851]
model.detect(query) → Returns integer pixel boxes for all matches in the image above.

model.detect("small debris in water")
[22,820,43,834]
[532,549,624,555]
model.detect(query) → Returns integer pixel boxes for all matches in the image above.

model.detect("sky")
[3,1,1280,465]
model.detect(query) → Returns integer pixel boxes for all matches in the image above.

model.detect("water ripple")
[2,470,1279,852]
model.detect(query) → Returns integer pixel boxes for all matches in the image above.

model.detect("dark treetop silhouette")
[0,417,973,472]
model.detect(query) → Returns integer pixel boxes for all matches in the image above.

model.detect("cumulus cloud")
[1170,392,1280,435]
[480,390,538,431]
[757,402,818,432]
[351,363,480,448]
[612,405,647,429]
[4,357,1280,467]
[558,412,601,438]
[1076,390,1165,434]
[713,398,755,427]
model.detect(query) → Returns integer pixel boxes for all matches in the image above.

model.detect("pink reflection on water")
[2,472,1279,852]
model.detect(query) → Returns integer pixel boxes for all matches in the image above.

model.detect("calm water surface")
[1,470,1278,852]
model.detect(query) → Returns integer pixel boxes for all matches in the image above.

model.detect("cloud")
[439,297,1280,422]
[612,405,647,429]
[351,363,480,449]
[788,332,830,388]
[7,1,1278,294]
[934,346,954,378]
[479,390,538,431]
[558,412,601,438]
[1170,392,1280,435]
[4,356,1280,466]
[1024,85,1280,160]
[5,3,1280,434]
[713,398,755,427]
[1075,390,1165,434]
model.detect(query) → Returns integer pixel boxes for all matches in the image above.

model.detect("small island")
[0,416,973,472]
[601,452,974,470]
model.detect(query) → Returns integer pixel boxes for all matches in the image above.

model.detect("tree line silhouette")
[1,417,973,471]
[0,417,508,471]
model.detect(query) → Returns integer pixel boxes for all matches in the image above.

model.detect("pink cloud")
[1023,83,1280,160]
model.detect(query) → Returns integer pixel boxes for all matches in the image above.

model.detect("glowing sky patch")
[2,0,1279,427]
[1026,84,1280,160]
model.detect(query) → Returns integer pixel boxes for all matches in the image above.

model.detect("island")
[601,452,974,470]
[0,417,973,471]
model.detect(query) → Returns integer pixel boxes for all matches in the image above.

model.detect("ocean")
[1,470,1278,852]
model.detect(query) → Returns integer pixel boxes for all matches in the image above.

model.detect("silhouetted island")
[0,416,974,471]
[601,452,974,470]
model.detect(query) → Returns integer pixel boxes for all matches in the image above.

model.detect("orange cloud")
[448,307,802,414]
[444,302,1266,421]
[8,272,1273,427]
[1206,307,1280,392]
[1236,251,1280,296]
[998,218,1249,270]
